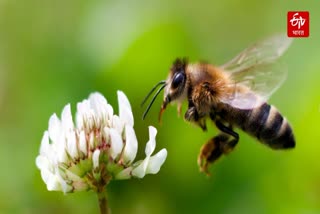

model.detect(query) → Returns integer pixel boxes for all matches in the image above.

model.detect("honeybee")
[142,34,295,174]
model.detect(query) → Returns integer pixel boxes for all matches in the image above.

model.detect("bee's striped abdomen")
[244,103,295,149]
[258,105,295,149]
[220,103,295,149]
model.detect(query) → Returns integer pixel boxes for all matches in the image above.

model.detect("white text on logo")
[290,12,306,29]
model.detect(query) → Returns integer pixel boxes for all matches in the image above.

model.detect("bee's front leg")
[184,106,198,121]
[184,100,207,131]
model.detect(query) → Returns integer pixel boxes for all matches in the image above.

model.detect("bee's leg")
[198,134,228,175]
[184,99,207,131]
[198,120,239,175]
[215,120,239,154]
[198,118,207,132]
[184,105,198,121]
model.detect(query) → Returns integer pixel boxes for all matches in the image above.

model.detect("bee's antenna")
[141,80,166,107]
[142,83,167,120]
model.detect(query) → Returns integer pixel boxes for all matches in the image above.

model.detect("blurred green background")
[1,0,320,213]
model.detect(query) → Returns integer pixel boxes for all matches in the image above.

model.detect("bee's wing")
[221,34,292,73]
[219,34,292,109]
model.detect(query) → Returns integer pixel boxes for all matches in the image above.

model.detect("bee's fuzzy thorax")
[186,64,233,111]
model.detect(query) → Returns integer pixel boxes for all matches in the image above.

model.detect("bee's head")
[161,58,188,110]
[141,58,188,122]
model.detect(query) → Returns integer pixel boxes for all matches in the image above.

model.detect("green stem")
[97,188,109,214]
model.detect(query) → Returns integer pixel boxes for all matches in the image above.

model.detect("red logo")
[287,11,309,37]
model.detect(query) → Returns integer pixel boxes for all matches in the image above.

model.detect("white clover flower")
[36,91,167,193]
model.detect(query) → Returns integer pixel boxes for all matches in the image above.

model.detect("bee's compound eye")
[172,73,184,89]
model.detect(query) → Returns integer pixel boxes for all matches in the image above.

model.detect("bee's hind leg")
[198,134,228,175]
[215,120,239,154]
[198,120,239,175]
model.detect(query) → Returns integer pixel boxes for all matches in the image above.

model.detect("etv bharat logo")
[287,11,309,37]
